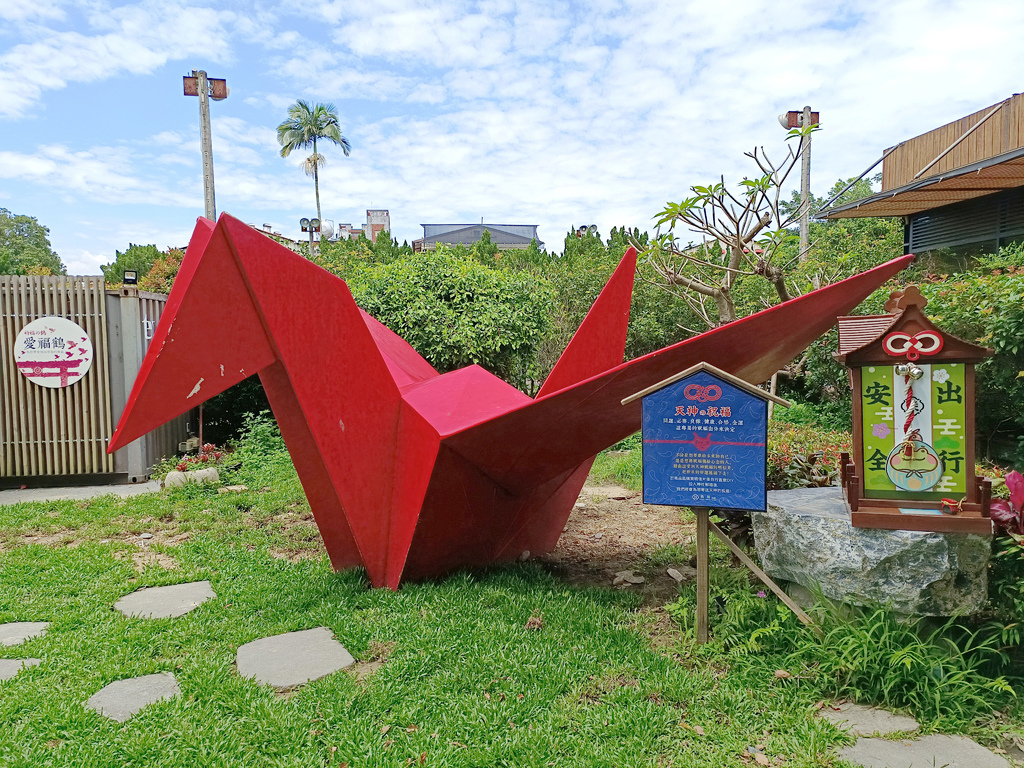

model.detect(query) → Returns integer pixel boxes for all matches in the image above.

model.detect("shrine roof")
[837,314,901,356]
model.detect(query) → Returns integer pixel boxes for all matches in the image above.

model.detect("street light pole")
[778,106,819,261]
[184,70,229,221]
[300,217,321,256]
[197,70,216,220]
[799,105,813,259]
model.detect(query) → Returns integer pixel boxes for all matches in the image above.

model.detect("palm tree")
[276,100,351,224]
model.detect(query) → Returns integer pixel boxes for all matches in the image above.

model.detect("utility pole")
[778,106,820,261]
[799,105,813,259]
[183,70,229,220]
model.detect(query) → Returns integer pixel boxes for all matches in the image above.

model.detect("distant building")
[248,223,302,253]
[337,210,391,243]
[413,223,543,252]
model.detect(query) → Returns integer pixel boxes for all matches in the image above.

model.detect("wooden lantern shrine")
[835,286,993,534]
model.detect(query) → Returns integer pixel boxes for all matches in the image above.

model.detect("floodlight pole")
[800,105,813,260]
[184,69,223,221]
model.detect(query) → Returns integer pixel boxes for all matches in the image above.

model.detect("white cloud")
[0,1,237,118]
[6,0,1024,258]
[0,0,66,22]
[0,145,196,206]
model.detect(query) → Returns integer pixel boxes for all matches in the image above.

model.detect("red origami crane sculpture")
[109,215,911,588]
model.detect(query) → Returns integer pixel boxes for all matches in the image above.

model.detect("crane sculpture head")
[110,215,912,588]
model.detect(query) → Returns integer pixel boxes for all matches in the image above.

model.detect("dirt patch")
[18,531,69,547]
[537,481,695,605]
[112,546,178,572]
[351,640,397,682]
[268,546,322,562]
[130,549,178,571]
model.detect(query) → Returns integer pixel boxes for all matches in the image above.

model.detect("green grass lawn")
[0,442,1019,767]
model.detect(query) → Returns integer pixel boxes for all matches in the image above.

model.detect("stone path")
[236,627,355,689]
[819,702,920,736]
[114,581,215,619]
[0,582,357,721]
[839,734,1010,767]
[0,481,160,507]
[0,622,47,682]
[84,672,181,722]
[0,658,40,681]
[0,621,48,646]
[820,702,1009,767]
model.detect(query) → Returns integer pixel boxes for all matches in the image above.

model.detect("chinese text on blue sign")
[642,369,767,511]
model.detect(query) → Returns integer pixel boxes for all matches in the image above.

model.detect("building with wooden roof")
[819,93,1024,256]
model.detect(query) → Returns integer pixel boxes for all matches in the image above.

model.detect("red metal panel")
[221,218,403,587]
[109,218,275,449]
[536,247,636,397]
[110,212,913,588]
[385,402,441,588]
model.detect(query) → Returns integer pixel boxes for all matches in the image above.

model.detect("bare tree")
[639,125,818,327]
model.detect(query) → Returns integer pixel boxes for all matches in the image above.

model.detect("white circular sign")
[14,317,93,388]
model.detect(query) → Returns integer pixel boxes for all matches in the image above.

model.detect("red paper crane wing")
[443,253,915,492]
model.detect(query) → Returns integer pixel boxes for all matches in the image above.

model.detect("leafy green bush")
[773,400,850,433]
[767,421,850,490]
[919,251,1024,465]
[822,606,1012,724]
[345,247,555,389]
[589,448,642,490]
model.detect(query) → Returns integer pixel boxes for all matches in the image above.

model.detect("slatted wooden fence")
[1,277,190,483]
[1,276,114,477]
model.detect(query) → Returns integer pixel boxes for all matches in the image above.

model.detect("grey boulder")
[754,487,989,616]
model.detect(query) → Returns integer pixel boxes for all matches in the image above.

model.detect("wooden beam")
[708,519,821,636]
[695,507,709,644]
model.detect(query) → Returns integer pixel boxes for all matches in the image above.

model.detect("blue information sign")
[641,369,768,511]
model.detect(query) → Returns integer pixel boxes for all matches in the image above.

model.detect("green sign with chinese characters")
[861,363,967,499]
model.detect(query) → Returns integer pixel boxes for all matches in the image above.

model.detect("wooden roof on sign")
[837,314,900,356]
[837,286,991,365]
[620,361,792,407]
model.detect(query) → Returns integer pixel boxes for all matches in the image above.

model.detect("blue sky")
[2,0,1023,273]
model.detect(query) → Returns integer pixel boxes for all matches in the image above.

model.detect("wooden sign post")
[623,362,816,643]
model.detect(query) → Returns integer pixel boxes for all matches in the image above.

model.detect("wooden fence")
[1,277,190,484]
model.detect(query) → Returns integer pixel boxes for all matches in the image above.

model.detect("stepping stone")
[114,581,215,619]
[819,702,919,736]
[85,672,180,722]
[0,622,49,646]
[0,658,41,680]
[839,734,1009,768]
[236,627,354,690]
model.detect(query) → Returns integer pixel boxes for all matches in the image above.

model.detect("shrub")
[150,443,228,481]
[767,421,850,490]
[345,248,555,389]
[666,582,1014,726]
